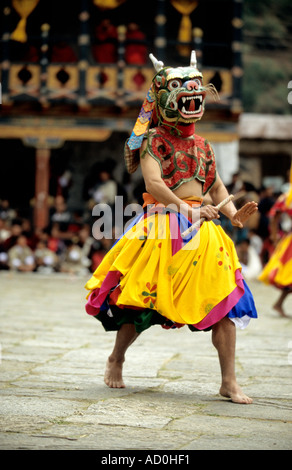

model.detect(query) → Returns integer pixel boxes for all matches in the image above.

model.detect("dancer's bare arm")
[210,174,258,228]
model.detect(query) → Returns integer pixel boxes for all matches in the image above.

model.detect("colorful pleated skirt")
[258,232,292,290]
[85,196,257,333]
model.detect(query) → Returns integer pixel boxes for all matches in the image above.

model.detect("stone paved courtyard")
[0,271,291,450]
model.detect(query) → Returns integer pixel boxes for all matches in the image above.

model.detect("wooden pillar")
[34,148,50,230]
[39,23,50,108]
[78,0,90,109]
[231,0,243,115]
[154,0,167,62]
[1,3,12,106]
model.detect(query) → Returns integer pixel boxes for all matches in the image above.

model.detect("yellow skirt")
[258,233,292,289]
[85,207,257,332]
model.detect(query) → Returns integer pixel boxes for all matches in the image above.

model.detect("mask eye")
[194,78,202,86]
[168,79,182,90]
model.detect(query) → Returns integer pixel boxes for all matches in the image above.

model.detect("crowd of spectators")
[0,171,288,279]
[0,195,115,276]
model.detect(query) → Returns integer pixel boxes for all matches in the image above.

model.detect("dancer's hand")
[230,201,258,228]
[199,204,220,221]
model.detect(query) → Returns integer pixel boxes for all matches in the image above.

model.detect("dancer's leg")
[212,316,253,404]
[273,290,290,317]
[104,323,140,388]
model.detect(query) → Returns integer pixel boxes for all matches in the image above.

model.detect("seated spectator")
[47,222,68,256]
[8,235,35,272]
[9,40,39,62]
[0,218,11,270]
[2,219,23,252]
[57,169,73,200]
[68,210,84,234]
[77,224,95,271]
[88,169,118,206]
[91,235,114,272]
[0,200,17,224]
[0,251,9,270]
[0,218,10,244]
[92,19,118,63]
[34,240,60,273]
[21,218,39,250]
[51,41,78,63]
[125,23,147,65]
[236,238,262,280]
[60,240,89,275]
[50,195,72,225]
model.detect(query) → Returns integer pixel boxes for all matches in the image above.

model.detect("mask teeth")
[190,50,197,68]
[149,53,164,72]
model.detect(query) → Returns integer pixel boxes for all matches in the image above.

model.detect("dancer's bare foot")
[273,304,288,318]
[272,291,291,317]
[104,357,125,388]
[220,382,253,404]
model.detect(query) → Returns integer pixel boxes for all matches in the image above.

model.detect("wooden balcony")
[1,0,243,120]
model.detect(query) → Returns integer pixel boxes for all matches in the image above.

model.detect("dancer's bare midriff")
[172,178,204,200]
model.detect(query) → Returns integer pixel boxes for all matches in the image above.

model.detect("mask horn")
[149,53,164,72]
[190,50,197,67]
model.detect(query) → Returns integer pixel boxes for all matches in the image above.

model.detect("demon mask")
[125,50,218,173]
[150,51,208,124]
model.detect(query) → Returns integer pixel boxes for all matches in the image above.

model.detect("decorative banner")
[171,0,198,57]
[93,0,126,10]
[11,0,40,43]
